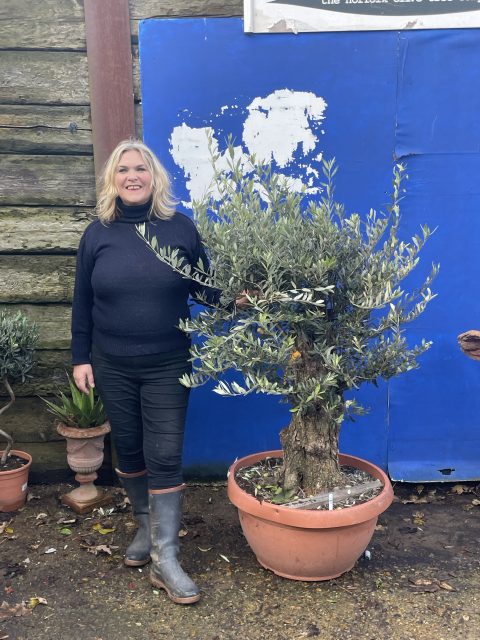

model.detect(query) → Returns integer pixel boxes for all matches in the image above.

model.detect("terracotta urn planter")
[0,449,33,512]
[57,422,113,514]
[227,450,394,581]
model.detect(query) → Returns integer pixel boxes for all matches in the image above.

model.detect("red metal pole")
[84,0,136,183]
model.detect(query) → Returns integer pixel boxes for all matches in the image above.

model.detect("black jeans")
[91,345,191,490]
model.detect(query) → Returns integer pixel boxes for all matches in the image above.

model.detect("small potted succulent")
[0,310,38,512]
[42,375,112,514]
[138,149,437,580]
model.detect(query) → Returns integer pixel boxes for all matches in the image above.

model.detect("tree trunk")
[280,405,344,495]
[0,377,15,466]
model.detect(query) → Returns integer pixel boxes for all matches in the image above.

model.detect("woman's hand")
[73,364,95,394]
[458,330,480,361]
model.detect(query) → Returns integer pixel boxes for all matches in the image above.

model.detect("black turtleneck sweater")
[71,200,215,364]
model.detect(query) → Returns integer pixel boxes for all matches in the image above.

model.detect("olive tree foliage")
[0,311,38,466]
[138,146,437,493]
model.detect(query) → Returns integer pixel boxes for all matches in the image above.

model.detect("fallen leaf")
[412,511,425,526]
[451,484,471,495]
[0,601,31,620]
[92,523,115,535]
[408,576,455,593]
[409,577,435,586]
[59,528,72,536]
[27,597,48,609]
[438,581,456,591]
[84,544,118,556]
[4,527,14,535]
[401,492,429,504]
[0,522,11,535]
[57,517,77,525]
[96,544,115,555]
[94,507,115,516]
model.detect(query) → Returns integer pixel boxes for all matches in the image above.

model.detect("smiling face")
[114,149,153,205]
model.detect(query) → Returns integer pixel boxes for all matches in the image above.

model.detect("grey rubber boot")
[116,469,151,567]
[149,485,200,604]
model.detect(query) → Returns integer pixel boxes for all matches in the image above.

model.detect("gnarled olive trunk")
[279,334,346,495]
[280,404,345,495]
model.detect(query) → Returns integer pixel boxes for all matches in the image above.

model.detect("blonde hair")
[96,139,177,222]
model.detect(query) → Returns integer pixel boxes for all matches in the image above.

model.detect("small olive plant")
[42,375,106,429]
[0,311,38,466]
[138,147,438,496]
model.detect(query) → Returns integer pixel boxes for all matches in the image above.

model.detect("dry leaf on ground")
[451,484,472,495]
[408,576,456,593]
[83,544,119,556]
[92,523,115,535]
[0,522,12,535]
[412,511,425,526]
[27,596,48,609]
[0,600,32,620]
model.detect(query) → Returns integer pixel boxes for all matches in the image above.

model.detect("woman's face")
[115,149,153,205]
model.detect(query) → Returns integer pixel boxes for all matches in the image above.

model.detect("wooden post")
[84,0,136,182]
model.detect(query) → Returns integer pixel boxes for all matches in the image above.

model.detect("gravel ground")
[0,480,479,640]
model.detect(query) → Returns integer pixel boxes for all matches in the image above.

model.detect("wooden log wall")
[0,0,242,481]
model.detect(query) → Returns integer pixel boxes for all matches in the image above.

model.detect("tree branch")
[0,377,15,466]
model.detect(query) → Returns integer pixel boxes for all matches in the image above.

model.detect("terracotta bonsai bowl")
[227,450,394,581]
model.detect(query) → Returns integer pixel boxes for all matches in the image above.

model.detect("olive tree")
[138,150,437,495]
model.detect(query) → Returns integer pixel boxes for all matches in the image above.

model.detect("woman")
[71,139,216,605]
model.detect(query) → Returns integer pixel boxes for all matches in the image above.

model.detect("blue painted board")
[139,18,480,480]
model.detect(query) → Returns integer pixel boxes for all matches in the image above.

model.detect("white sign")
[245,0,480,32]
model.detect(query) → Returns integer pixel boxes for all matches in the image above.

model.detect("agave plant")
[42,375,107,429]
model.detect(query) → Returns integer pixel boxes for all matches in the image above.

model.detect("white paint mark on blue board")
[170,89,327,206]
